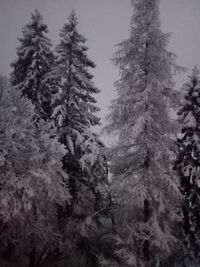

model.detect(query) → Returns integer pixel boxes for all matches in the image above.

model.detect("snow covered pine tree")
[174,67,200,263]
[0,76,70,267]
[47,11,109,264]
[104,0,182,266]
[10,9,54,121]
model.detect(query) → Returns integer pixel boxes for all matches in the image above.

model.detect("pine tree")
[104,0,182,266]
[0,76,70,266]
[50,10,100,139]
[10,9,54,120]
[47,11,109,264]
[48,10,108,212]
[174,67,200,263]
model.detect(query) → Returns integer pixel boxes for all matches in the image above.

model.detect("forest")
[0,0,200,267]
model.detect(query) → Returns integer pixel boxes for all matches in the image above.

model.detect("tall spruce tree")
[47,11,109,264]
[104,0,182,266]
[174,67,200,263]
[10,9,54,120]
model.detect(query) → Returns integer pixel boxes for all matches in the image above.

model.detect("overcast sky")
[0,0,200,132]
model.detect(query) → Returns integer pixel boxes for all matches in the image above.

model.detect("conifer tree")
[10,9,54,120]
[174,67,200,263]
[48,10,108,212]
[104,0,182,266]
[47,11,109,264]
[0,76,70,267]
[50,11,100,142]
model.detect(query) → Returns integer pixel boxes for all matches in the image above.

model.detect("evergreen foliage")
[10,9,54,120]
[47,10,109,217]
[44,11,109,266]
[174,67,200,262]
[104,0,182,266]
[0,2,193,266]
[0,75,70,267]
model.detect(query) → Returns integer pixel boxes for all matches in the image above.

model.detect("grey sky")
[0,0,200,132]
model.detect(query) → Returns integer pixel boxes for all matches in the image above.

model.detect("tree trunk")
[29,245,36,267]
[143,199,150,263]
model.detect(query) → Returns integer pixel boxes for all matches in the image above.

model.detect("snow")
[184,111,197,128]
